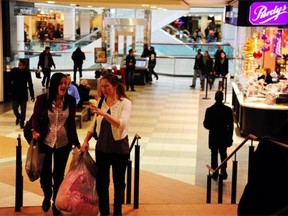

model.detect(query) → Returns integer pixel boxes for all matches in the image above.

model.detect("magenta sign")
[249,2,288,25]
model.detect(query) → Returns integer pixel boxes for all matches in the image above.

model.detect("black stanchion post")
[224,77,227,103]
[206,174,212,203]
[248,145,255,183]
[133,140,140,209]
[231,160,238,204]
[15,134,23,212]
[202,76,210,100]
[218,175,223,204]
[126,159,132,204]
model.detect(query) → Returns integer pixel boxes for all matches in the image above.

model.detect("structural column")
[17,15,25,59]
[63,8,75,40]
[80,10,91,36]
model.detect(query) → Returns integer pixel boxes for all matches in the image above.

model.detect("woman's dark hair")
[47,72,69,111]
[100,73,129,100]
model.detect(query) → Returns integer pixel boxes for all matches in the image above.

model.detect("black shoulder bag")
[92,96,104,140]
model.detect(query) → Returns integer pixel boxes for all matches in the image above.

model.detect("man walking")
[203,91,234,180]
[125,49,136,91]
[38,46,56,88]
[71,45,86,83]
[10,59,35,128]
[190,49,204,90]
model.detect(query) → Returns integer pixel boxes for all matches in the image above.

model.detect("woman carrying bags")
[81,73,132,216]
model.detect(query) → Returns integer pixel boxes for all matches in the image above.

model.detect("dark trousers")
[125,69,135,91]
[73,64,83,83]
[42,68,51,88]
[96,151,129,216]
[12,100,27,125]
[211,146,227,173]
[40,144,70,202]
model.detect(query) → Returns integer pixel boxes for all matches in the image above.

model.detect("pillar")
[80,10,91,36]
[17,15,25,59]
[63,8,75,40]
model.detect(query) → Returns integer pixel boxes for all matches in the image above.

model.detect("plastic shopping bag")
[25,139,45,182]
[56,149,99,216]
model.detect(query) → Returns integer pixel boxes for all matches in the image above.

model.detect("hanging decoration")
[273,31,282,58]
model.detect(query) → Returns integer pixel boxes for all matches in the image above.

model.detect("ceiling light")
[47,1,55,3]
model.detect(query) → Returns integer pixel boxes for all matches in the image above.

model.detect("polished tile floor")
[0,74,251,215]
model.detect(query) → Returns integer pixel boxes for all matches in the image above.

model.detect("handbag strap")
[93,95,105,130]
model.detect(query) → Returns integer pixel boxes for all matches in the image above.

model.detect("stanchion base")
[202,97,210,100]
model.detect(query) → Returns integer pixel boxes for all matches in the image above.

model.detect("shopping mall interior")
[0,0,288,215]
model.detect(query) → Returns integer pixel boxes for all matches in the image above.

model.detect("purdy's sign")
[249,2,288,25]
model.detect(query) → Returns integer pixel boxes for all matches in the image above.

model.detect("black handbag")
[24,94,48,144]
[23,115,33,144]
[92,96,104,140]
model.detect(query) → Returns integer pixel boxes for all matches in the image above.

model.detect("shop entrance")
[115,26,135,56]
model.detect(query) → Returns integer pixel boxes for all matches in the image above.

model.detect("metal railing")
[206,133,258,204]
[126,133,141,209]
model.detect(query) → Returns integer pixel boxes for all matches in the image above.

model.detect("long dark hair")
[100,73,129,100]
[47,72,69,111]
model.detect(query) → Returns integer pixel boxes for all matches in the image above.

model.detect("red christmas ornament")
[253,51,263,59]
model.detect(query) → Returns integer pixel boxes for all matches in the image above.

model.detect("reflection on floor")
[0,75,249,215]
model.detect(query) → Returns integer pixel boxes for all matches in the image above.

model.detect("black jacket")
[38,51,55,69]
[10,67,34,102]
[203,101,234,148]
[125,54,136,70]
[194,54,204,70]
[71,48,86,65]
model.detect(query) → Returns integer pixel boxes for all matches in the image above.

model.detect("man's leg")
[211,147,219,180]
[45,69,51,88]
[12,100,20,125]
[19,101,27,128]
[73,65,77,83]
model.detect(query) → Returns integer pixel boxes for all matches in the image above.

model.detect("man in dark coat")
[10,59,35,128]
[37,46,56,88]
[203,91,234,180]
[71,45,86,83]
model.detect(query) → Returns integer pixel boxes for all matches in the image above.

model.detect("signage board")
[249,2,288,26]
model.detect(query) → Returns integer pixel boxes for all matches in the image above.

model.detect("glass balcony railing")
[11,39,234,77]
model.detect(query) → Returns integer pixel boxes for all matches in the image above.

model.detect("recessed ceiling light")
[47,1,55,4]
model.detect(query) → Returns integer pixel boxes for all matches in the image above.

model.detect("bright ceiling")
[21,0,230,10]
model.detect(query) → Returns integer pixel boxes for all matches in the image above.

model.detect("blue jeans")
[125,69,135,90]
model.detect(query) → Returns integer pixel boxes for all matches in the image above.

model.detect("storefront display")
[230,0,288,137]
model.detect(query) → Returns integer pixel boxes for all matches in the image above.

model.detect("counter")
[232,82,288,138]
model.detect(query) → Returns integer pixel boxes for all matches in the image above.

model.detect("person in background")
[148,46,159,83]
[112,66,126,85]
[10,59,35,129]
[141,43,150,58]
[125,49,136,91]
[38,28,46,47]
[80,73,131,216]
[190,49,204,90]
[38,46,56,88]
[31,73,80,216]
[212,45,224,88]
[71,45,86,84]
[77,79,95,108]
[141,43,151,83]
[203,91,234,180]
[202,51,214,90]
[214,51,229,91]
[65,74,80,106]
[257,68,273,85]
